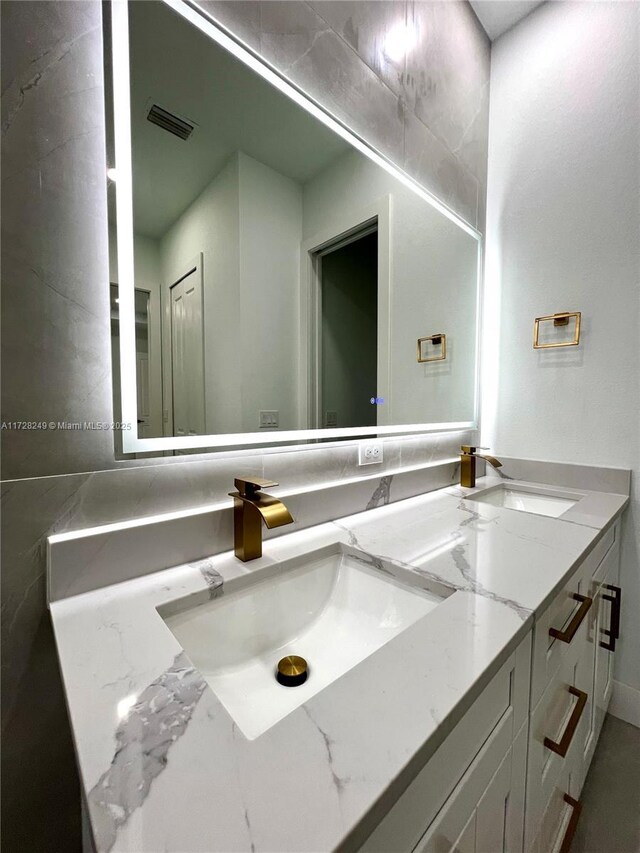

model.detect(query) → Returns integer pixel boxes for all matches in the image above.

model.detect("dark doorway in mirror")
[317,227,378,432]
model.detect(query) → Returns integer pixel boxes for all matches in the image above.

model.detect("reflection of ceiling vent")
[146,104,194,140]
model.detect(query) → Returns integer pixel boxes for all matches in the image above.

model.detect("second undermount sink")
[468,482,582,518]
[160,543,452,740]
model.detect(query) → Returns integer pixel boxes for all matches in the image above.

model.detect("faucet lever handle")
[234,475,279,497]
[461,445,490,454]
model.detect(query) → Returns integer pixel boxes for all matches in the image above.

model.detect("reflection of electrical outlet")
[358,441,383,465]
[259,410,279,429]
[325,411,337,427]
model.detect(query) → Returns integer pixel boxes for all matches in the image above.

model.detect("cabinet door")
[360,637,530,853]
[593,553,620,741]
[573,575,599,793]
[414,747,518,853]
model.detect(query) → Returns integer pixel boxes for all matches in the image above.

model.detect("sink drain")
[276,655,308,687]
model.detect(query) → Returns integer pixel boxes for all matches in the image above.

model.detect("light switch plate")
[259,410,279,429]
[358,441,383,465]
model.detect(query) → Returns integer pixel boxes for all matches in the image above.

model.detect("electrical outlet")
[259,410,279,429]
[358,441,383,465]
[325,410,338,427]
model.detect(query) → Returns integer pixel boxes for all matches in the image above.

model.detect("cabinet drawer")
[530,762,582,853]
[531,560,592,706]
[360,635,531,853]
[525,652,587,850]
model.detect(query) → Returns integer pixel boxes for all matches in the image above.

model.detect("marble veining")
[448,539,531,621]
[49,475,628,852]
[366,474,393,509]
[87,652,207,851]
[191,558,224,598]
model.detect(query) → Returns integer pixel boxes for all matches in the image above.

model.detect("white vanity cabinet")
[359,519,622,853]
[359,635,531,853]
[525,520,621,853]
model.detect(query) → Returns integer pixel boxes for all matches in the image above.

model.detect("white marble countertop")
[50,477,628,853]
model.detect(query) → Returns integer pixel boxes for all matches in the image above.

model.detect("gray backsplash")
[0,1,489,849]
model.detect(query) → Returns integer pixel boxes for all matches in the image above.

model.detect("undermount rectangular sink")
[468,483,581,518]
[160,543,451,740]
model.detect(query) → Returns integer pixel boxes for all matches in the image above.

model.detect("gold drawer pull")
[544,686,588,757]
[549,593,593,643]
[559,793,582,853]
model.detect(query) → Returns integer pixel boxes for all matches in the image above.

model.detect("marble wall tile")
[194,0,261,51]
[197,0,490,222]
[403,106,479,227]
[1,475,89,727]
[398,429,466,469]
[487,456,632,496]
[263,439,402,489]
[1,3,115,481]
[258,1,405,166]
[308,1,408,98]
[404,1,490,186]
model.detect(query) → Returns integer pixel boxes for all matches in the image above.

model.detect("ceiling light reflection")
[384,22,418,62]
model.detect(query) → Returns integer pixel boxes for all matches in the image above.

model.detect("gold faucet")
[228,476,294,562]
[460,446,503,488]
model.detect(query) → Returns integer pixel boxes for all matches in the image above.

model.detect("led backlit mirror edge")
[110,0,483,454]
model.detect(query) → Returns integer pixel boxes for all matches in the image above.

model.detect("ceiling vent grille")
[146,104,194,140]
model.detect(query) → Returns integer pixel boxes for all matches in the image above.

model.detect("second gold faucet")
[460,446,503,488]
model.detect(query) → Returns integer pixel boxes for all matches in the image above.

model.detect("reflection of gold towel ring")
[533,312,581,348]
[417,334,446,362]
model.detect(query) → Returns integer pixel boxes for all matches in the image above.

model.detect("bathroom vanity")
[49,473,628,853]
[46,1,630,850]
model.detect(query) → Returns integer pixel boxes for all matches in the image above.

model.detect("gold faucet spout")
[459,447,502,488]
[478,454,503,469]
[229,476,294,562]
[229,491,294,529]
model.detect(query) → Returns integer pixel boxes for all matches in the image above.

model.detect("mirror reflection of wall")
[113,0,480,443]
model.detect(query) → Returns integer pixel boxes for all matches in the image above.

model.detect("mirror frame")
[109,0,483,454]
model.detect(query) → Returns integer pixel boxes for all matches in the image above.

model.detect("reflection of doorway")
[133,289,151,436]
[169,264,205,437]
[110,284,152,436]
[315,226,378,429]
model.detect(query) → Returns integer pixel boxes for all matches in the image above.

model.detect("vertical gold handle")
[559,794,582,853]
[544,686,588,757]
[549,594,592,643]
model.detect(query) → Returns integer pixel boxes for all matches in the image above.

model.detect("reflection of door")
[134,288,151,438]
[136,352,150,436]
[170,267,205,436]
[316,226,378,429]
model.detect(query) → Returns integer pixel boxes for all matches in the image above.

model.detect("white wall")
[160,155,241,435]
[238,152,302,433]
[159,152,302,435]
[303,149,478,425]
[484,2,640,697]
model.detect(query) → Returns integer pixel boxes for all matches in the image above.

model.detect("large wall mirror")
[108,0,481,454]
